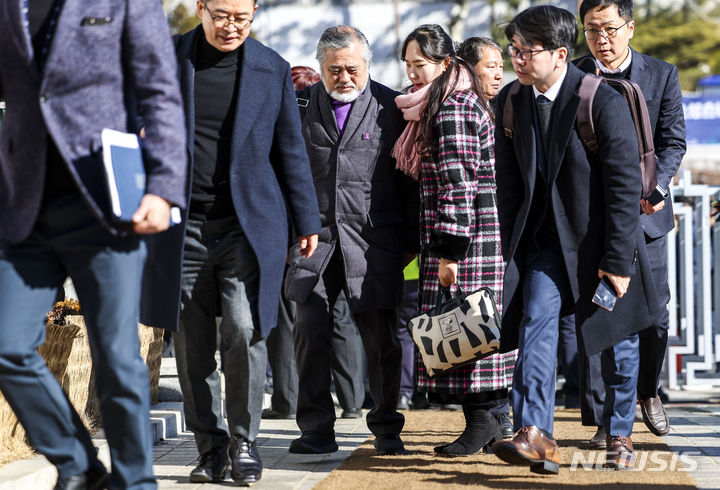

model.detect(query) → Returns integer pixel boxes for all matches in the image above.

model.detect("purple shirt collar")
[330,85,366,135]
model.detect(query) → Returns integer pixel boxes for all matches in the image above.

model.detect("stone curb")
[0,403,185,489]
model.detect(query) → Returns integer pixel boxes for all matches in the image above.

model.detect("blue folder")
[102,129,146,223]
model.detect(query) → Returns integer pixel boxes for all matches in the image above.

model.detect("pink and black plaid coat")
[416,90,516,394]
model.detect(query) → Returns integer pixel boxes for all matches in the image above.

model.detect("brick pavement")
[2,354,720,489]
[152,409,370,490]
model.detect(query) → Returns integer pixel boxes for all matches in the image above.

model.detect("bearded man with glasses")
[146,0,321,485]
[573,0,686,451]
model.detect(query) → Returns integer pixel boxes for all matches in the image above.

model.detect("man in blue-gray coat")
[0,0,186,488]
[144,0,321,485]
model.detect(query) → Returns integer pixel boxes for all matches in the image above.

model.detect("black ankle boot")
[434,396,502,456]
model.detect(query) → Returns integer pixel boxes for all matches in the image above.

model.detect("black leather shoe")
[189,445,229,483]
[397,394,410,411]
[54,465,108,490]
[230,437,262,485]
[411,392,430,410]
[374,434,407,456]
[589,426,607,450]
[640,396,670,436]
[341,408,363,418]
[289,432,338,454]
[495,413,514,440]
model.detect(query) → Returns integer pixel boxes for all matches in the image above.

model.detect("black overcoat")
[494,63,657,356]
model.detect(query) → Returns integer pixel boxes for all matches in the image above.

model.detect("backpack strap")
[604,78,658,196]
[576,74,603,154]
[502,80,522,139]
[295,86,311,122]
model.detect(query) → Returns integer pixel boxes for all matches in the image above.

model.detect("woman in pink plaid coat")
[393,24,516,456]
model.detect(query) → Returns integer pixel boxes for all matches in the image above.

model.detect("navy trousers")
[0,194,155,489]
[637,235,670,398]
[512,247,639,437]
[580,234,670,426]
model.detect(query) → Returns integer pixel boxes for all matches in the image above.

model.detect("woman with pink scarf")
[393,24,515,456]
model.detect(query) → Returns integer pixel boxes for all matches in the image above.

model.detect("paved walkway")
[665,404,720,489]
[153,409,370,489]
[2,356,720,489]
[151,355,720,489]
[151,404,720,489]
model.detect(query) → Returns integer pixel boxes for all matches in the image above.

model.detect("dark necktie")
[603,69,629,80]
[536,94,553,158]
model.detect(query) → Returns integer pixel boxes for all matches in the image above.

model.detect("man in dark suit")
[491,5,651,472]
[285,25,418,456]
[574,0,686,447]
[0,0,186,488]
[146,0,321,485]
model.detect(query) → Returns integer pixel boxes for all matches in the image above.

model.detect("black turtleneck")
[29,0,78,199]
[602,65,631,80]
[190,36,242,218]
[28,0,55,58]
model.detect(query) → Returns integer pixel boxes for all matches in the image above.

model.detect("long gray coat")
[285,80,418,312]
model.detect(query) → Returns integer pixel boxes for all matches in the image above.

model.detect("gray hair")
[315,26,372,66]
[456,37,503,67]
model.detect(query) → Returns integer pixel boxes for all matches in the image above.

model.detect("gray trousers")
[174,216,267,454]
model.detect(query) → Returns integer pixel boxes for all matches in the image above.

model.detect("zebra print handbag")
[407,285,501,377]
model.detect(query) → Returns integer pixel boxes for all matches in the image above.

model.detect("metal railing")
[666,169,720,389]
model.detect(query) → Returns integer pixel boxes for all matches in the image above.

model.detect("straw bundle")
[138,323,164,405]
[0,400,34,466]
[39,315,99,428]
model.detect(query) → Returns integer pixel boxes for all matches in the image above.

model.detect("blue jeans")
[0,194,155,489]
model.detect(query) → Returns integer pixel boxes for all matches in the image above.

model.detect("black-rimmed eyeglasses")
[506,44,553,60]
[206,8,253,30]
[583,20,629,40]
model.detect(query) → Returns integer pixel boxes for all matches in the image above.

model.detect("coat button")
[339,149,345,155]
[337,218,345,224]
[337,184,344,190]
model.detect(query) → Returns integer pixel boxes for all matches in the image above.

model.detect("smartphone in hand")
[646,184,668,206]
[592,277,618,311]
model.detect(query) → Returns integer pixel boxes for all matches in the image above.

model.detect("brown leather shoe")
[589,426,607,450]
[640,396,670,436]
[492,425,560,474]
[604,435,635,469]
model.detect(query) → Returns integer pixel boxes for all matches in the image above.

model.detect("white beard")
[328,86,360,103]
[323,74,368,103]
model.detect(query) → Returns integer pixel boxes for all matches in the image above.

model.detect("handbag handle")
[435,284,466,310]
